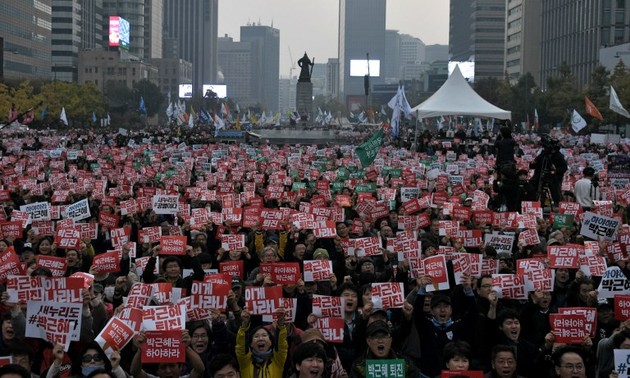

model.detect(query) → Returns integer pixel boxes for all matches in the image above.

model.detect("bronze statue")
[297,52,314,82]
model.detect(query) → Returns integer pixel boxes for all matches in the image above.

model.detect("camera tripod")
[536,154,556,213]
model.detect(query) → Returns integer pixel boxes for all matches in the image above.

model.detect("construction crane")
[288,46,297,79]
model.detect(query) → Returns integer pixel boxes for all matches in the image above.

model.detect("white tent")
[410,65,511,120]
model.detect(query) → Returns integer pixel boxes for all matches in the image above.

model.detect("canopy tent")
[410,65,511,120]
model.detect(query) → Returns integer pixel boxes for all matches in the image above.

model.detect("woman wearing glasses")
[46,342,130,378]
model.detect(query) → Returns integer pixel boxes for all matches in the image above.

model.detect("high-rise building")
[384,30,401,81]
[144,0,163,60]
[339,0,386,107]
[102,0,146,58]
[326,58,339,98]
[540,0,612,90]
[217,36,256,107]
[278,78,297,113]
[400,34,426,65]
[425,45,449,63]
[1,0,52,81]
[164,0,218,96]
[241,24,280,112]
[470,0,506,80]
[505,0,542,84]
[449,0,474,61]
[52,0,103,82]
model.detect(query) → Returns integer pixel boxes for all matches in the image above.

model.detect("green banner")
[355,129,383,168]
[291,182,307,191]
[355,183,377,193]
[553,213,574,229]
[366,359,405,378]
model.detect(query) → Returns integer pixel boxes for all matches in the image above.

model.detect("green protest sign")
[366,359,405,378]
[291,182,306,191]
[355,129,383,168]
[355,183,377,193]
[553,213,574,229]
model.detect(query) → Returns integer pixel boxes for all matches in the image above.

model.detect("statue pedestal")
[296,81,313,125]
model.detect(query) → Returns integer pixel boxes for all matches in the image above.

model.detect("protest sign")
[259,262,301,285]
[457,229,483,248]
[160,235,187,255]
[441,371,483,378]
[26,301,82,351]
[92,251,120,274]
[315,317,344,343]
[0,248,23,282]
[366,360,405,378]
[75,222,98,240]
[518,229,541,247]
[492,274,528,300]
[312,295,344,318]
[350,237,381,257]
[126,283,154,308]
[36,255,67,277]
[190,281,230,313]
[548,246,580,269]
[141,330,186,363]
[19,202,51,221]
[484,232,515,254]
[598,266,630,298]
[313,221,338,238]
[221,234,245,251]
[580,211,620,242]
[245,286,282,315]
[151,195,180,215]
[355,129,383,168]
[549,313,588,344]
[579,255,607,277]
[371,282,404,309]
[65,199,91,221]
[219,260,244,279]
[409,255,450,292]
[553,213,574,229]
[95,317,135,356]
[303,260,333,282]
[524,268,554,292]
[615,295,630,321]
[558,307,597,338]
[139,226,162,244]
[614,349,630,378]
[142,304,186,331]
[111,227,131,248]
[262,298,297,323]
[452,253,482,282]
[98,212,120,229]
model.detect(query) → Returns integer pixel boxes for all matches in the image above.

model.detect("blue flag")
[92,112,97,124]
[139,96,146,114]
[199,108,211,124]
[40,106,48,121]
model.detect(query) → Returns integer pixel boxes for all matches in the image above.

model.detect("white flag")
[570,109,587,133]
[609,86,630,118]
[60,107,68,126]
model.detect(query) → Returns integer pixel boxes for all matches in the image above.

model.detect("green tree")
[540,61,581,127]
[132,79,164,118]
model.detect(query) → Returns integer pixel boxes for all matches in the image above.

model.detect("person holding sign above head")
[235,307,287,378]
[349,320,420,378]
[130,329,205,378]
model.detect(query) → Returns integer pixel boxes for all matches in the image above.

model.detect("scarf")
[252,349,273,364]
[431,317,454,330]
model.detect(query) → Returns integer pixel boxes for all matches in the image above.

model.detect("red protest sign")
[259,262,301,285]
[96,317,135,353]
[441,371,483,378]
[473,210,494,226]
[313,221,337,239]
[219,260,244,279]
[36,255,67,277]
[615,295,630,321]
[245,286,282,315]
[98,212,120,229]
[160,235,187,255]
[242,207,261,228]
[54,228,81,249]
[547,246,579,269]
[557,307,597,338]
[549,313,588,344]
[0,248,23,283]
[141,330,186,363]
[518,229,541,247]
[0,222,22,239]
[316,317,344,343]
[92,251,121,274]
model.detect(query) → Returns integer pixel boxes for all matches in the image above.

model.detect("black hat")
[430,294,452,308]
[370,309,389,320]
[365,320,391,337]
[197,253,212,266]
[293,342,328,365]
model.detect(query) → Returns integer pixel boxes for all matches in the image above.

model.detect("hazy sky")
[218,0,449,77]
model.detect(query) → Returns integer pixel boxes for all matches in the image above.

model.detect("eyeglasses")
[560,364,584,372]
[192,334,209,339]
[82,354,103,363]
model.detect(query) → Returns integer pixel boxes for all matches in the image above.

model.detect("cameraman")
[574,167,600,211]
[529,136,567,205]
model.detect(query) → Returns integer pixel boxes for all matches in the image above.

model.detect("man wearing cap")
[413,274,477,377]
[350,320,420,378]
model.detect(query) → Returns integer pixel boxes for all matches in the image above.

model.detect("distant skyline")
[218,0,449,77]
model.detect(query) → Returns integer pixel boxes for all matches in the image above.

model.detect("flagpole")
[413,110,419,152]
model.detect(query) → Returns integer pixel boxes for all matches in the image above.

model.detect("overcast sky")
[218,0,449,77]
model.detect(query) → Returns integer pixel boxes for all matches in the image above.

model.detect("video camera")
[541,135,559,153]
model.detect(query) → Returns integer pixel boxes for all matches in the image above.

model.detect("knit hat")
[313,248,329,260]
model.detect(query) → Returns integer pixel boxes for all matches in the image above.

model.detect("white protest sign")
[26,301,83,351]
[19,202,51,221]
[64,199,91,221]
[597,266,630,298]
[142,304,186,331]
[614,349,630,378]
[580,211,620,242]
[151,195,180,215]
[484,232,515,254]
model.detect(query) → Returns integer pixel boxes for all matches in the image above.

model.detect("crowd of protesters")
[0,123,628,378]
